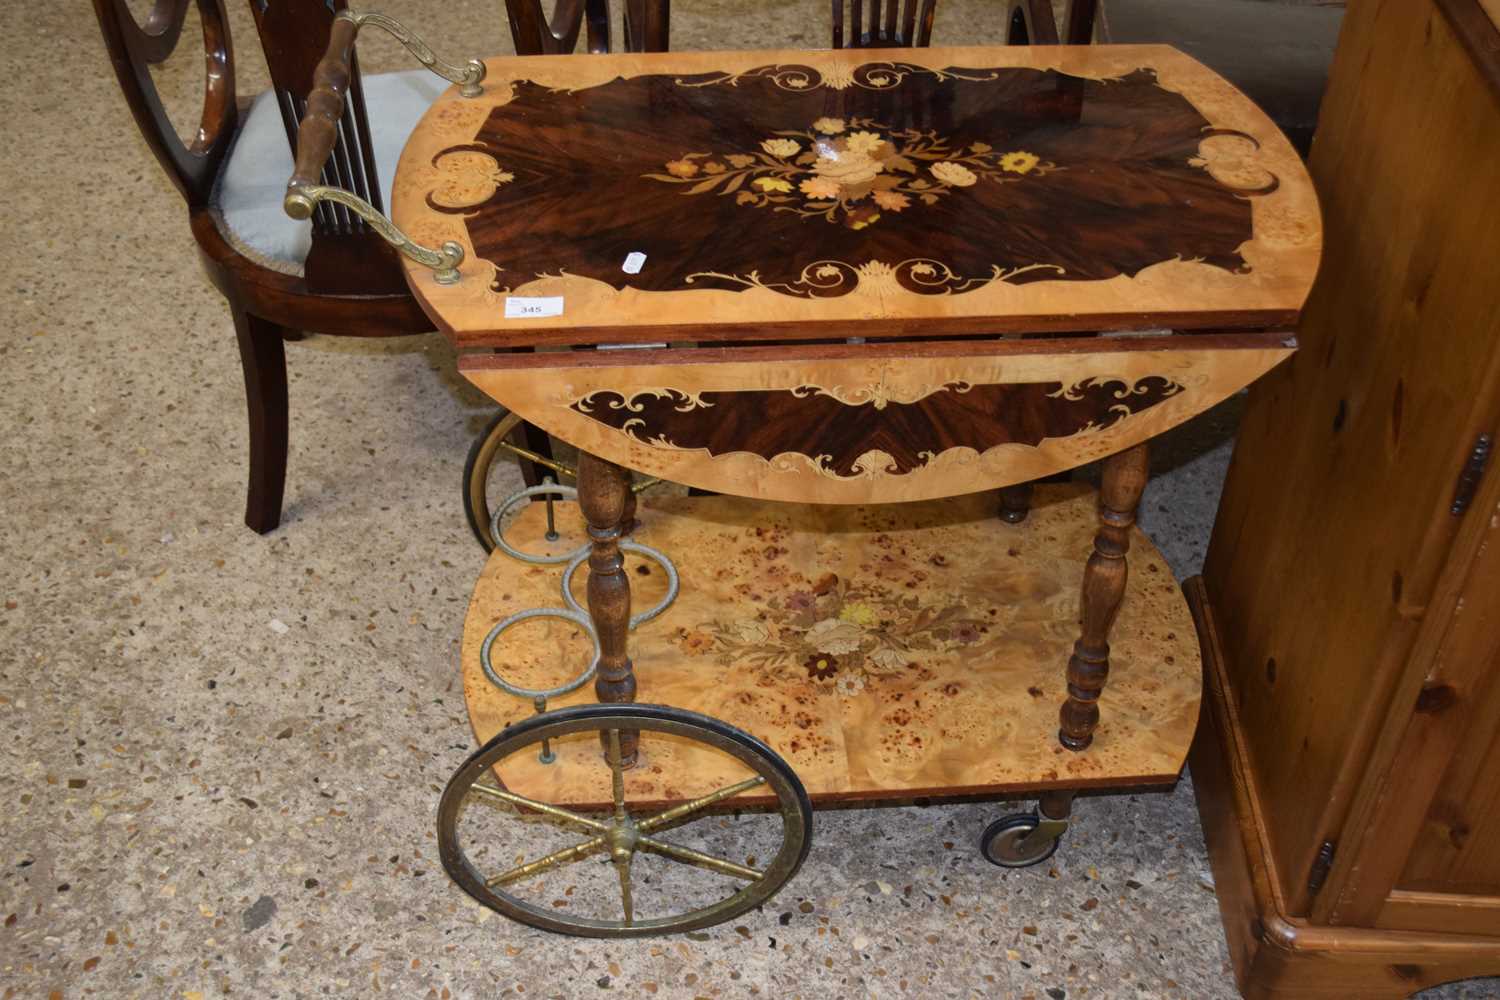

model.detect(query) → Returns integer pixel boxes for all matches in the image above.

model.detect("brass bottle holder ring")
[480,483,680,702]
[490,483,589,565]
[479,607,601,701]
[562,542,680,629]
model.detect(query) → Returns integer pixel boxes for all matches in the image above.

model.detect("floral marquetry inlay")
[406,59,1298,304]
[645,116,1057,230]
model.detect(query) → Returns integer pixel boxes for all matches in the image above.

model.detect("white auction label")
[622,251,647,274]
[503,296,564,319]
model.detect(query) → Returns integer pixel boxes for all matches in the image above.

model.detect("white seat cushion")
[216,69,447,269]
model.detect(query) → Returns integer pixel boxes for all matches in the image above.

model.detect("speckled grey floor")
[2,3,1496,999]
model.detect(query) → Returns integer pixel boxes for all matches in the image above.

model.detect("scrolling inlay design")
[570,377,1183,478]
[427,63,1279,300]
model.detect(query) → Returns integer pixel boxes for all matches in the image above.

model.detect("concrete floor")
[1,1,1496,998]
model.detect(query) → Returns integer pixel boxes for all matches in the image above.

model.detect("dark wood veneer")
[570,377,1181,476]
[444,66,1260,303]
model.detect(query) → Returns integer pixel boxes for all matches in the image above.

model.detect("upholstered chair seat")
[215,69,445,270]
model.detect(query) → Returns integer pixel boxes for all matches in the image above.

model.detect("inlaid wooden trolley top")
[392,45,1321,347]
[381,41,1328,934]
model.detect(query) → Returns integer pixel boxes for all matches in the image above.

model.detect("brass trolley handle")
[338,11,487,97]
[282,9,486,285]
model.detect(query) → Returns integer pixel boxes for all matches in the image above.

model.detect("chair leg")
[232,309,290,534]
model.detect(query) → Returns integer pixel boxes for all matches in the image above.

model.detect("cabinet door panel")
[1201,0,1500,918]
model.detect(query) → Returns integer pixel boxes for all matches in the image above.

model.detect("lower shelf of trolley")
[461,486,1201,812]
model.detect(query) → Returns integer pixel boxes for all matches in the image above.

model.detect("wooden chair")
[92,0,452,532]
[829,0,1074,48]
[93,0,608,535]
[505,0,670,53]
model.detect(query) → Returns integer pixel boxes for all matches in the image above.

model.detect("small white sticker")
[504,296,564,319]
[622,251,647,275]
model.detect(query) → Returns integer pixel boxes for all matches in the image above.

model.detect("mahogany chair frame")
[504,0,670,54]
[830,0,1097,49]
[93,0,442,534]
[94,0,663,534]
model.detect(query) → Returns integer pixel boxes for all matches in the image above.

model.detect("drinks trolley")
[286,18,1320,937]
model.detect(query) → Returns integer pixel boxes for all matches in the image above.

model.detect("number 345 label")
[504,296,564,319]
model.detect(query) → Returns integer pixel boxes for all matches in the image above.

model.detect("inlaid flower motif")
[643,117,1057,228]
[839,601,878,626]
[800,176,841,199]
[678,629,715,655]
[999,150,1040,174]
[835,671,866,696]
[755,177,794,193]
[693,572,993,692]
[804,653,839,681]
[867,647,909,673]
[807,617,865,655]
[930,161,978,187]
[786,591,816,612]
[732,619,772,645]
[761,137,802,158]
[813,148,884,188]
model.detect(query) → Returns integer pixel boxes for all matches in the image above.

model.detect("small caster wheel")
[980,812,1063,868]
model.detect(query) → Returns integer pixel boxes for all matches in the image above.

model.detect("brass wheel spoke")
[637,835,763,882]
[496,440,575,481]
[468,782,609,832]
[607,729,628,822]
[637,776,767,834]
[486,833,607,887]
[615,854,635,926]
[437,705,815,937]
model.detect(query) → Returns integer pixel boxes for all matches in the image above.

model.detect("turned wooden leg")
[231,309,289,535]
[578,451,638,765]
[619,484,638,538]
[1059,443,1150,751]
[1038,789,1074,823]
[998,482,1034,524]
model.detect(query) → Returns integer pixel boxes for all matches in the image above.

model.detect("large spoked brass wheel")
[437,704,812,937]
[464,408,526,551]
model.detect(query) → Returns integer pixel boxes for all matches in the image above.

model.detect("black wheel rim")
[462,408,523,552]
[981,814,1059,868]
[438,703,812,937]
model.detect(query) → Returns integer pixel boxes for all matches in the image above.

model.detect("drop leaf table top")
[392,44,1321,349]
[391,45,1319,502]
